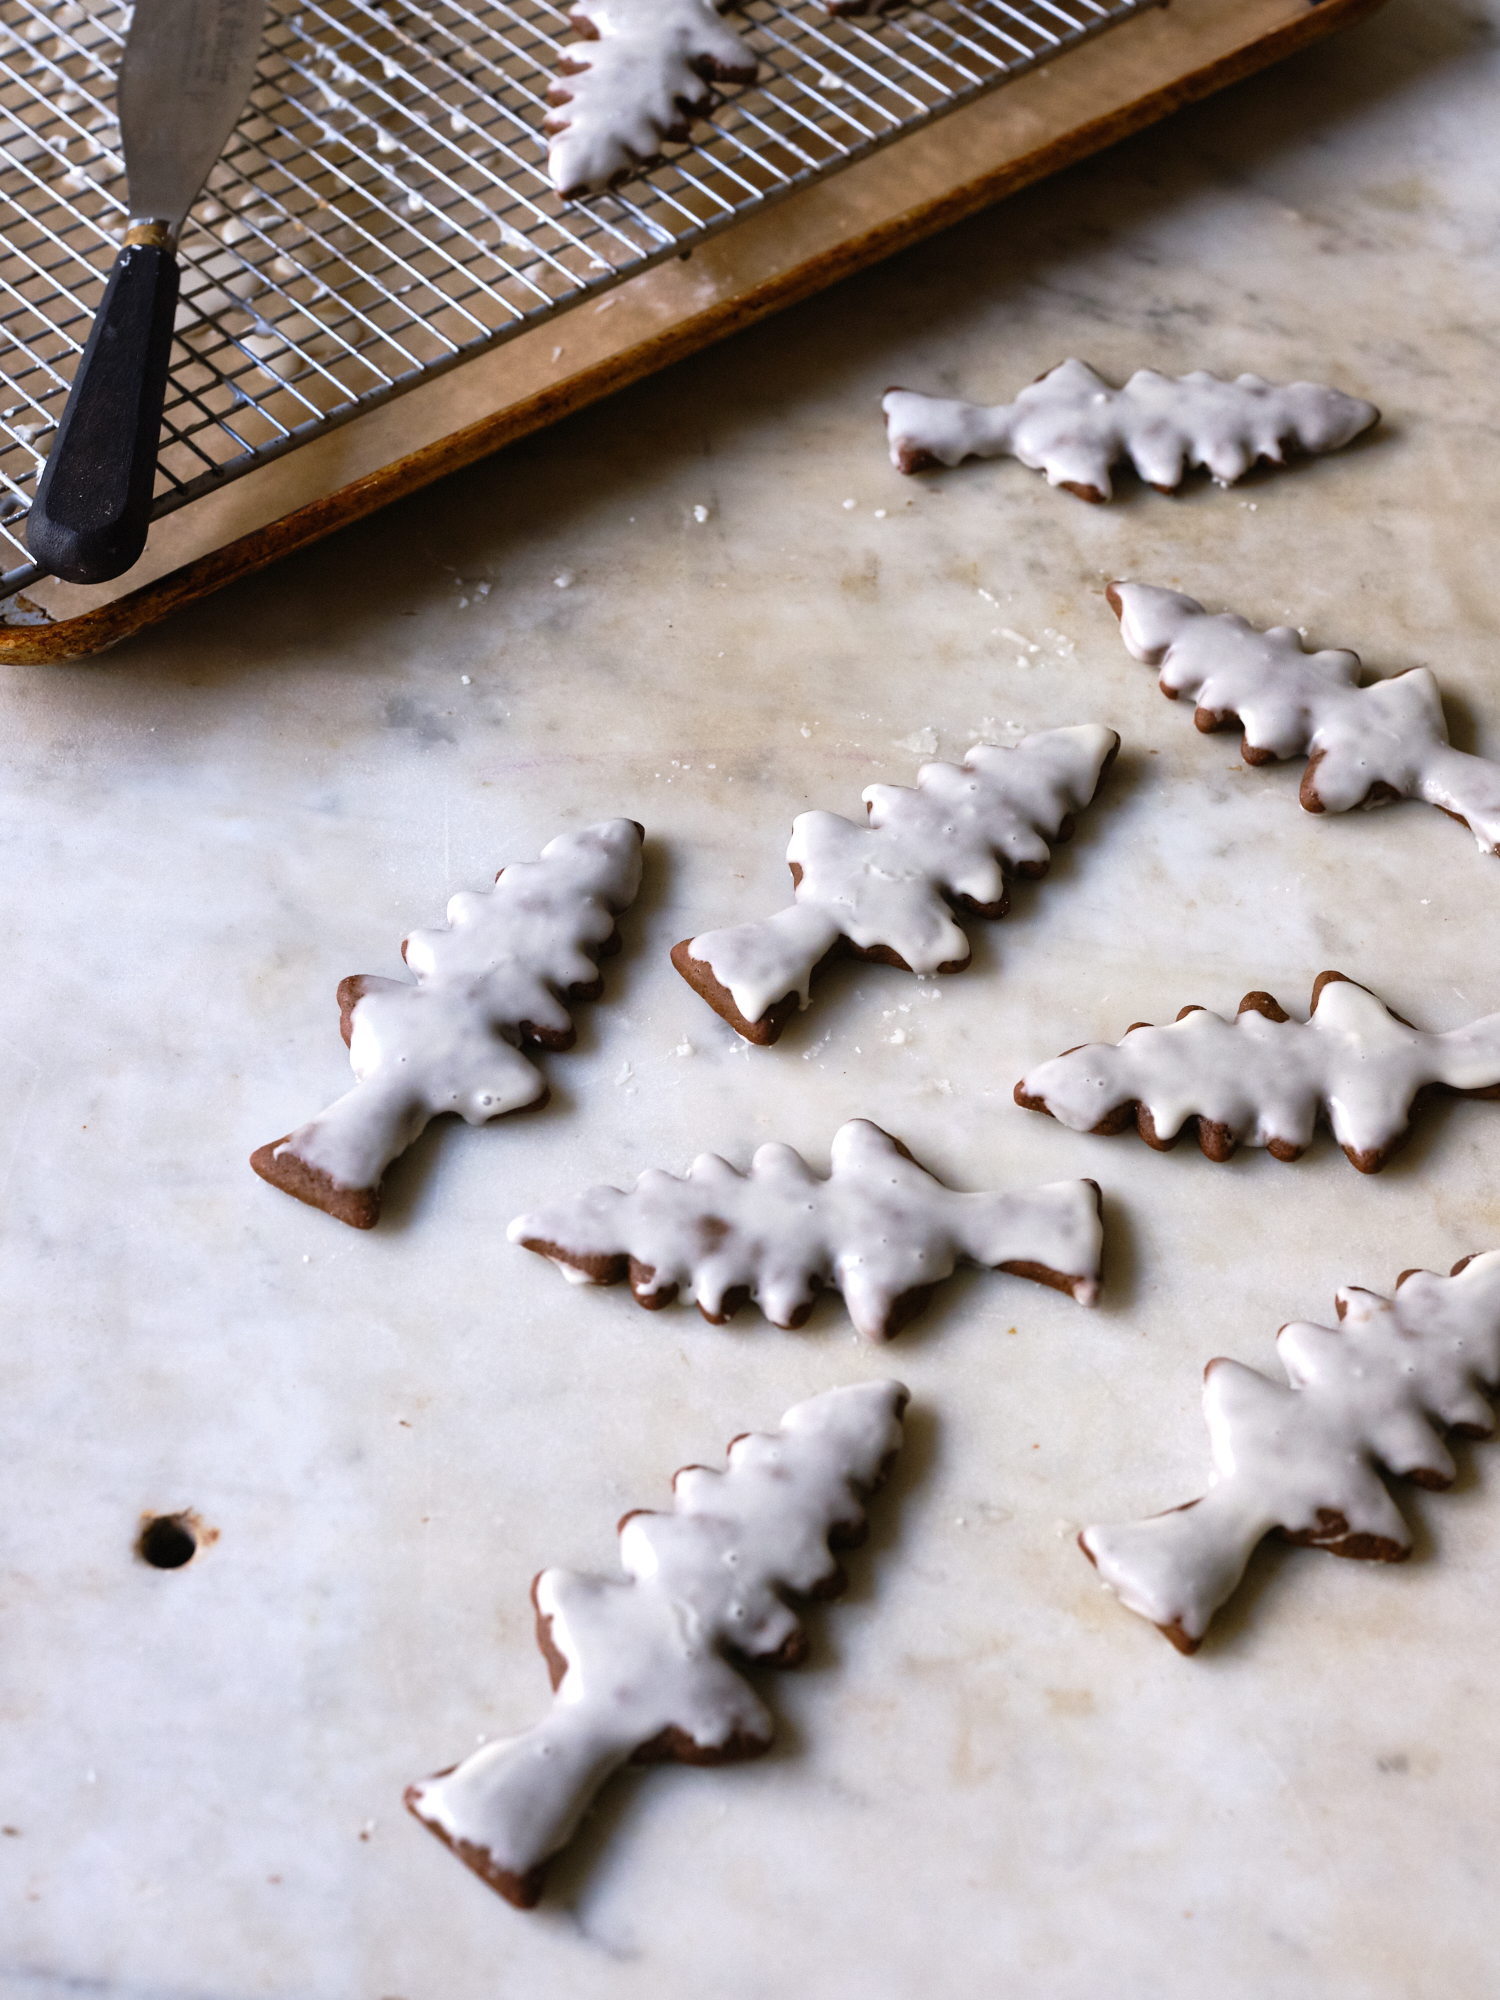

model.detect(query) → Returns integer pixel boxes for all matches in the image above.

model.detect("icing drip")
[544,0,757,196]
[1109,582,1500,855]
[883,360,1376,500]
[1082,1254,1500,1652]
[674,724,1119,1043]
[250,820,644,1227]
[1015,973,1500,1174]
[509,1118,1103,1337]
[405,1380,909,1907]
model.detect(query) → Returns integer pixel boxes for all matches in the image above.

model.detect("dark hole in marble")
[138,1514,197,1570]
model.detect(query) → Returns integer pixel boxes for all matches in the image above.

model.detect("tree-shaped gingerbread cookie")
[1015,971,1500,1172]
[510,1119,1103,1335]
[1107,582,1500,857]
[883,360,1376,499]
[1082,1254,1500,1651]
[406,1379,909,1905]
[252,819,643,1227]
[545,0,757,195]
[674,724,1118,1044]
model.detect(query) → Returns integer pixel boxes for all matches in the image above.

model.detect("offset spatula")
[28,0,268,585]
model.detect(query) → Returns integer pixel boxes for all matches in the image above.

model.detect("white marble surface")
[5,3,1500,1992]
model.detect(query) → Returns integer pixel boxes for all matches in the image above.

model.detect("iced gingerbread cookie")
[544,0,757,196]
[1015,972,1500,1173]
[1082,1254,1500,1652]
[883,359,1377,501]
[509,1118,1103,1336]
[1108,583,1500,856]
[673,724,1119,1044]
[406,1379,909,1907]
[251,820,644,1228]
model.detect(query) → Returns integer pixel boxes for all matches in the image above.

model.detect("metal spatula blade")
[27,0,269,586]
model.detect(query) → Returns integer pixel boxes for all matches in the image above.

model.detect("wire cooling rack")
[0,0,1150,596]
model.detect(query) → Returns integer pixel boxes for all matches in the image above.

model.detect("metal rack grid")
[0,0,1150,596]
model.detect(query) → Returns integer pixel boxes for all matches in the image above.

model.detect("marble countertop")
[5,2,1500,1993]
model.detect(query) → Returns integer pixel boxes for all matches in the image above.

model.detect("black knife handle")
[27,243,180,586]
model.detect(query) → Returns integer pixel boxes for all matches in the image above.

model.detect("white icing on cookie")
[1016,973,1500,1173]
[509,1118,1103,1336]
[405,1379,909,1906]
[253,821,643,1222]
[1110,582,1500,854]
[883,359,1377,500]
[544,0,757,196]
[1082,1254,1500,1652]
[677,724,1118,1040]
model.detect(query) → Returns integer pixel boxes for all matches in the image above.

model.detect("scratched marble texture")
[4,3,1500,1994]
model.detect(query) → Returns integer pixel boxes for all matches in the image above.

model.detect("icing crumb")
[460,675,472,685]
[692,504,710,523]
[554,572,573,588]
[842,498,857,510]
[674,1039,694,1056]
[874,508,887,518]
